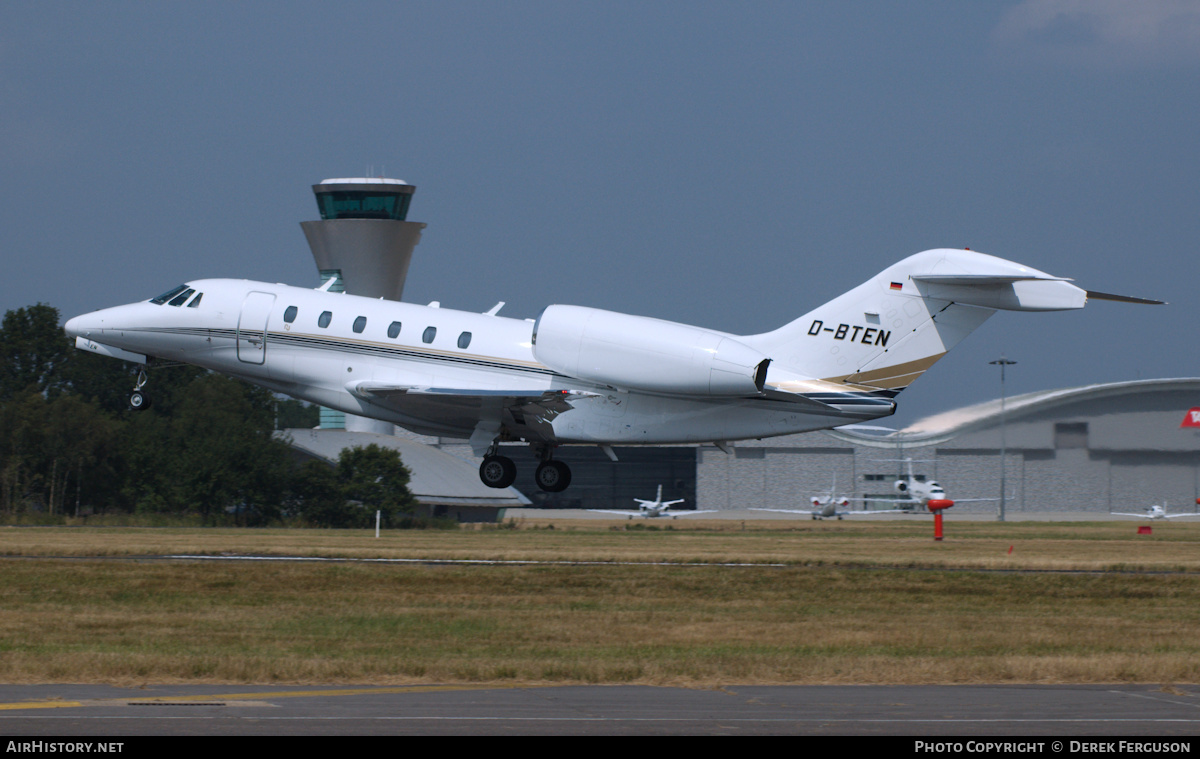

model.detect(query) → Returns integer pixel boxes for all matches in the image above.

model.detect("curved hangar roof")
[829,378,1200,449]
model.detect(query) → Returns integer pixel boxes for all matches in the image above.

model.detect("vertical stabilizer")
[743,249,1088,395]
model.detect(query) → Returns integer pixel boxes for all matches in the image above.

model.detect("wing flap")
[346,381,599,431]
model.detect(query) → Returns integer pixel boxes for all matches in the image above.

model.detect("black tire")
[534,460,572,493]
[479,455,517,489]
[129,390,151,411]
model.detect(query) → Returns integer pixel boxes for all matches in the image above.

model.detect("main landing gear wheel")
[479,455,517,489]
[535,460,572,493]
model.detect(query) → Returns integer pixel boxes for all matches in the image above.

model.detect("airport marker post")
[927,499,954,541]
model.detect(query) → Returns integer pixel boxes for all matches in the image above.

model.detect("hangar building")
[698,378,1200,516]
[417,378,1200,515]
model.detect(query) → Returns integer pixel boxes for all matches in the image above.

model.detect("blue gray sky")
[2,1,1197,427]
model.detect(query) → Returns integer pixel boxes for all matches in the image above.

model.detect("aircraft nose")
[64,312,103,339]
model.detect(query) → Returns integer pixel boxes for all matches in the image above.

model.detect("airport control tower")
[302,177,427,431]
[301,177,426,300]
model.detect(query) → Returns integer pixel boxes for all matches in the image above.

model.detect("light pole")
[989,355,1017,521]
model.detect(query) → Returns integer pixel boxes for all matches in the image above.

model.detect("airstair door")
[237,292,275,365]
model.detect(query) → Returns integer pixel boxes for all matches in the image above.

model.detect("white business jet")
[749,474,890,519]
[874,458,1008,513]
[64,248,1159,494]
[587,485,714,519]
[1112,504,1200,520]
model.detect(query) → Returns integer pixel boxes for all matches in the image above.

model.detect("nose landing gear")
[128,369,152,411]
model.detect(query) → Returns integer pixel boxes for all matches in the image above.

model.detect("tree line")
[0,303,416,526]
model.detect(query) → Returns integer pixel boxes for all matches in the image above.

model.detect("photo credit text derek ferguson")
[914,742,1190,756]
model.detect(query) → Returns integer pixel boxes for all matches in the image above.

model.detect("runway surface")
[2,683,1200,736]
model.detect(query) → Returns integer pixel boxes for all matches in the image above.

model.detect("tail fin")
[635,484,664,506]
[743,249,1090,395]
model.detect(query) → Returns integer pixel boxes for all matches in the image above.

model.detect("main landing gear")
[128,368,152,411]
[478,445,572,493]
[479,454,517,489]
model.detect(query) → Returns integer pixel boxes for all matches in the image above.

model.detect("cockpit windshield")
[150,284,188,305]
[149,284,203,307]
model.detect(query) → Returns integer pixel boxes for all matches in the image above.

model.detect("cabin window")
[457,331,472,349]
[353,316,367,334]
[422,326,437,344]
[283,306,298,323]
[186,293,203,308]
[387,321,402,339]
[168,288,195,307]
[318,311,332,328]
[150,284,188,305]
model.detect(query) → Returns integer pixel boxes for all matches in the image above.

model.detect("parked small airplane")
[586,485,714,519]
[1112,504,1200,520]
[64,247,1159,493]
[875,458,1006,513]
[749,474,901,519]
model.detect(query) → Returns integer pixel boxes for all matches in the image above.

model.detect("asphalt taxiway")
[2,683,1200,736]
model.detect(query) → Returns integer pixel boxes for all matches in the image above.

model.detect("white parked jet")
[749,474,890,519]
[876,458,1006,513]
[64,248,1159,493]
[1112,504,1200,520]
[586,485,714,519]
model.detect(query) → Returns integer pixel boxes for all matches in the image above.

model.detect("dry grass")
[2,521,1200,686]
[3,518,1200,571]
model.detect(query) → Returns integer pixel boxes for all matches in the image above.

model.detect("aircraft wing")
[347,381,598,437]
[663,499,686,507]
[845,509,914,515]
[750,508,817,515]
[759,389,842,413]
[586,509,642,516]
[1111,512,1152,518]
[666,510,720,517]
[1163,513,1200,519]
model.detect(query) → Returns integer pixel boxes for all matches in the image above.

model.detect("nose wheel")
[128,369,152,411]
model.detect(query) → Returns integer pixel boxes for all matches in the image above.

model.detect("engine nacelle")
[532,305,770,397]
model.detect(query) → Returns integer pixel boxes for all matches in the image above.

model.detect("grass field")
[2,519,1199,686]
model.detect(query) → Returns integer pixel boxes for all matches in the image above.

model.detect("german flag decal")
[889,282,903,290]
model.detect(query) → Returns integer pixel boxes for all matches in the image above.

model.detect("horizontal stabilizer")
[1085,290,1165,306]
[911,274,1072,285]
